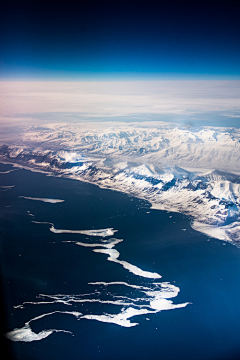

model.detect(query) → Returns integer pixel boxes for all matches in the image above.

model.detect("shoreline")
[1,160,240,246]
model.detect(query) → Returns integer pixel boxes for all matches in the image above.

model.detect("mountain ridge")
[1,142,240,246]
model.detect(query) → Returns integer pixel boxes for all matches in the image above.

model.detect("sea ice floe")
[64,238,123,249]
[64,238,161,279]
[0,169,17,174]
[0,185,15,191]
[19,196,64,203]
[32,221,117,237]
[56,223,160,279]
[27,210,35,217]
[5,324,56,342]
[93,248,161,279]
[81,307,150,327]
[8,219,189,342]
[5,311,82,342]
[9,281,189,337]
[51,227,117,237]
[88,281,150,291]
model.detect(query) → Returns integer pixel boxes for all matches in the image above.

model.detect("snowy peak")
[1,122,240,246]
[6,122,239,173]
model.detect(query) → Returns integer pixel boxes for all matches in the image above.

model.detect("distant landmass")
[1,122,240,245]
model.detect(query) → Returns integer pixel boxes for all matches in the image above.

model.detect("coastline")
[1,160,240,245]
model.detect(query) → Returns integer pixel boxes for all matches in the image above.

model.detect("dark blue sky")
[1,0,240,79]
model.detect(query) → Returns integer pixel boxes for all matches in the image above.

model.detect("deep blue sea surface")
[1,162,240,360]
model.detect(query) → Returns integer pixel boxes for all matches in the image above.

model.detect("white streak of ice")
[12,218,190,337]
[0,185,15,191]
[93,248,161,279]
[0,169,17,174]
[5,311,82,342]
[64,238,123,249]
[81,307,151,327]
[50,225,117,237]
[32,221,117,237]
[88,281,150,290]
[5,324,56,342]
[19,196,64,203]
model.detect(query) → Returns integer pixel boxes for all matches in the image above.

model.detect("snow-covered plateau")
[1,122,240,245]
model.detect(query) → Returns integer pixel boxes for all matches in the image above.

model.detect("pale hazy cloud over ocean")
[1,80,240,116]
[0,80,240,132]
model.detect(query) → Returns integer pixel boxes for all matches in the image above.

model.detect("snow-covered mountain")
[1,122,240,246]
[9,122,240,173]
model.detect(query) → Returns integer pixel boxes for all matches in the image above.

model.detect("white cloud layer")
[0,80,240,121]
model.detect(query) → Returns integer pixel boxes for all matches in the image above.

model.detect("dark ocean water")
[1,162,240,360]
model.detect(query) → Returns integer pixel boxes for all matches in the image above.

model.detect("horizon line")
[1,74,240,82]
